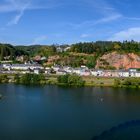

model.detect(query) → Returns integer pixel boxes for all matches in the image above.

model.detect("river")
[0,84,140,140]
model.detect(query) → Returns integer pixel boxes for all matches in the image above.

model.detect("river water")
[0,84,140,140]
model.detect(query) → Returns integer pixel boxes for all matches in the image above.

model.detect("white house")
[129,68,137,72]
[119,71,129,77]
[80,70,91,76]
[52,65,61,72]
[11,64,29,70]
[90,70,98,76]
[135,72,140,77]
[73,68,81,75]
[56,47,63,52]
[2,64,11,70]
[34,69,40,74]
[97,70,104,77]
[56,69,67,75]
[29,64,44,70]
[45,67,51,74]
[63,66,73,74]
[64,47,71,52]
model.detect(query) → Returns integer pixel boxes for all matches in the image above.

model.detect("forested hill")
[0,44,28,60]
[69,41,140,54]
[0,41,140,69]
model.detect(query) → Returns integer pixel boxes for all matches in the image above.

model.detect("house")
[110,71,120,77]
[90,70,98,76]
[52,65,61,72]
[119,71,129,77]
[80,70,91,76]
[73,68,81,75]
[63,66,73,74]
[102,70,120,77]
[102,70,111,77]
[34,55,41,61]
[41,56,47,61]
[44,67,51,74]
[64,47,71,52]
[129,68,137,72]
[2,64,11,70]
[56,69,67,75]
[96,70,104,77]
[34,69,40,74]
[11,64,29,70]
[29,64,44,70]
[8,64,44,71]
[16,56,24,62]
[135,72,140,77]
[81,65,89,70]
[56,47,63,52]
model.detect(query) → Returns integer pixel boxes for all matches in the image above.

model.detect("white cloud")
[94,14,122,24]
[0,0,61,13]
[124,17,140,21]
[69,13,122,29]
[0,0,28,12]
[0,0,61,26]
[108,27,140,41]
[7,3,30,26]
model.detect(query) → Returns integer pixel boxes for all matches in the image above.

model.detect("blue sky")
[0,0,140,45]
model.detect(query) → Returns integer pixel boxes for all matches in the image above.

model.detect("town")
[0,62,140,78]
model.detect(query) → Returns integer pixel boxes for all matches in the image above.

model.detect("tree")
[57,74,85,86]
[114,43,121,50]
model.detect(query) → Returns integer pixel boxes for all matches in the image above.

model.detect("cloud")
[7,2,30,26]
[124,17,140,21]
[0,0,62,13]
[30,35,48,45]
[0,0,28,12]
[108,27,140,41]
[0,0,61,26]
[94,14,122,24]
[69,13,122,29]
[84,0,118,16]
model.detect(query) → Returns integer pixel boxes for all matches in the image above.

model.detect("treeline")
[14,74,46,85]
[16,45,57,57]
[70,41,140,54]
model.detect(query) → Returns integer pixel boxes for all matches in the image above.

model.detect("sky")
[0,0,140,45]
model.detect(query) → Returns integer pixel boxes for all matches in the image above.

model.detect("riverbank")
[0,73,140,88]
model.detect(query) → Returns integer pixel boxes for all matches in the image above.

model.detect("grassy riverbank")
[0,73,140,88]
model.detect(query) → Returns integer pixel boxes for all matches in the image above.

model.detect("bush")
[57,74,85,87]
[0,75,9,83]
[114,78,140,88]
